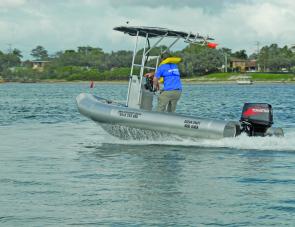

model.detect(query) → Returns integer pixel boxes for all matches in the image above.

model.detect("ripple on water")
[0,83,295,226]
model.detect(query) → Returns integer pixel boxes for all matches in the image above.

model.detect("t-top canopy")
[113,26,214,41]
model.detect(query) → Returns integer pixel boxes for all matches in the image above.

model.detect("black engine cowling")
[240,103,273,136]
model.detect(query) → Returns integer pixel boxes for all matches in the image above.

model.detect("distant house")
[245,60,257,72]
[32,60,50,72]
[230,58,257,72]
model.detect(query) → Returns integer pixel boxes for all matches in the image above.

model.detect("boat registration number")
[184,119,200,129]
[118,110,142,119]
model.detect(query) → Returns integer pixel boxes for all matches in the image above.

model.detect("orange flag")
[207,42,218,49]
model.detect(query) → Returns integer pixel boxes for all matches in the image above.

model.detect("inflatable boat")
[76,26,284,139]
[76,93,239,139]
[76,93,283,139]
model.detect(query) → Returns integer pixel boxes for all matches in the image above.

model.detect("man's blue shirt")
[155,63,182,91]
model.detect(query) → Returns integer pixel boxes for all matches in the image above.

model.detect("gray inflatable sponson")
[76,93,239,139]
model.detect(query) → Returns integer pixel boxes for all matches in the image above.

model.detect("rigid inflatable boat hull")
[76,93,239,139]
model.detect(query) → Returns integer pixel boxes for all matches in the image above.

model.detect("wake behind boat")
[76,26,283,139]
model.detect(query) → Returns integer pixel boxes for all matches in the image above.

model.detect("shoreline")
[1,79,295,85]
[182,79,295,84]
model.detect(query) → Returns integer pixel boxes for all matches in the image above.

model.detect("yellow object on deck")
[159,57,182,65]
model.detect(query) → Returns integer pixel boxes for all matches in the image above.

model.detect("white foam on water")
[3,122,293,152]
[105,128,295,152]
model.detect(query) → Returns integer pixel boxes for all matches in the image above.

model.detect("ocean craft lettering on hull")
[184,119,200,129]
[118,110,142,119]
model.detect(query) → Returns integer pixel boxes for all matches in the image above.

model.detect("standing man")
[152,53,182,112]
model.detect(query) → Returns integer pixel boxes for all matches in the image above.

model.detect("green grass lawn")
[250,73,294,80]
[189,72,295,81]
[201,72,236,80]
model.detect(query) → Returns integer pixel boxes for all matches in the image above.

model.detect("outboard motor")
[240,103,274,136]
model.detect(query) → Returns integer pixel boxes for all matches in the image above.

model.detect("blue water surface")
[0,82,295,226]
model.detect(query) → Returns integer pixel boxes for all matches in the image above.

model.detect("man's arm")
[151,65,163,91]
[144,72,155,79]
[153,76,160,91]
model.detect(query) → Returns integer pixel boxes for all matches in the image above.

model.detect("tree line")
[1,43,295,82]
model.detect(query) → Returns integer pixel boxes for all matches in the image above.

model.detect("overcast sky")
[1,0,295,59]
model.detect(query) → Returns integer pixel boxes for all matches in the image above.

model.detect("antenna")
[255,41,261,71]
[7,43,12,54]
[255,41,260,54]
